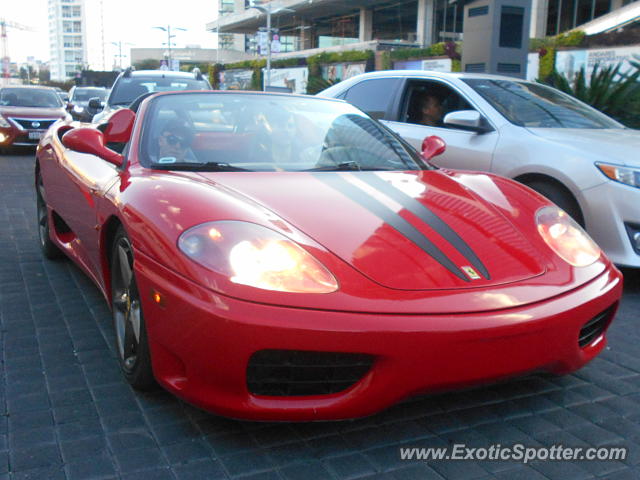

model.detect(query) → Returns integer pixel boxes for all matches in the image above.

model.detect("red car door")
[46,147,120,279]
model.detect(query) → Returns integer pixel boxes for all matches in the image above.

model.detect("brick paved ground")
[0,150,639,480]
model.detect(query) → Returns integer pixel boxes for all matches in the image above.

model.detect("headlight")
[178,221,338,293]
[73,105,84,113]
[596,162,640,189]
[536,206,600,267]
[0,115,10,128]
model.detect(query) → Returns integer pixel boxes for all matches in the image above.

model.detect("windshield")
[0,88,63,108]
[109,76,210,107]
[72,88,108,102]
[463,79,621,129]
[140,93,427,172]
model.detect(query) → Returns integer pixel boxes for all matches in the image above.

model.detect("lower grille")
[9,117,58,130]
[247,350,375,397]
[579,305,616,348]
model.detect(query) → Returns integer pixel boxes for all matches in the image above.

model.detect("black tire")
[525,180,585,227]
[110,226,156,390]
[36,172,64,260]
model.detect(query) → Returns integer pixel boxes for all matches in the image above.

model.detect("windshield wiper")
[153,162,252,172]
[304,161,362,172]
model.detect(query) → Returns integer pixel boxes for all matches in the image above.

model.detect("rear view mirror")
[443,110,491,133]
[62,128,123,167]
[103,108,135,144]
[88,97,104,111]
[421,135,446,161]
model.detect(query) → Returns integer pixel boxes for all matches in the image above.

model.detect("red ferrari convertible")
[35,91,622,421]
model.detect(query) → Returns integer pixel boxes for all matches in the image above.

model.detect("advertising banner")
[220,69,254,90]
[263,66,309,94]
[321,62,366,82]
[556,46,640,82]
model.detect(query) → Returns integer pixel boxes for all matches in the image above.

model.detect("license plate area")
[28,131,43,140]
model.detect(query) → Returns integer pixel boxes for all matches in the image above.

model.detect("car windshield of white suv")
[463,79,621,129]
[141,93,427,172]
[0,88,63,108]
[109,76,210,107]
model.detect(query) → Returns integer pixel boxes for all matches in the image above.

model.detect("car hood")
[526,128,640,167]
[0,106,66,118]
[196,170,546,291]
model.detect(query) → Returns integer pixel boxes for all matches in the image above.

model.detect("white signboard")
[421,58,452,72]
[263,67,309,94]
[527,52,539,81]
[556,46,640,82]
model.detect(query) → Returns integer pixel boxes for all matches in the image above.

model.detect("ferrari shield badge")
[462,266,482,280]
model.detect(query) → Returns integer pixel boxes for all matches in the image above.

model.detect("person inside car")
[157,119,197,164]
[416,92,444,127]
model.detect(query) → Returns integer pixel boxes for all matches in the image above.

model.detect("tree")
[133,58,161,70]
[38,68,51,83]
[542,58,640,129]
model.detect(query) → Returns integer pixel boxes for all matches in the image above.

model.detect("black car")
[68,86,109,122]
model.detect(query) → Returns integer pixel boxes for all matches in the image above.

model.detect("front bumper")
[580,180,640,268]
[135,252,622,421]
[0,126,47,147]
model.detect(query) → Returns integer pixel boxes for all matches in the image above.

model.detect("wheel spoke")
[117,243,133,287]
[130,300,141,342]
[122,309,138,364]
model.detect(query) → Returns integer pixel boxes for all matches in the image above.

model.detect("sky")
[3,0,220,68]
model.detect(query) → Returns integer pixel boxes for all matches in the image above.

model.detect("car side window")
[404,81,473,129]
[344,78,401,120]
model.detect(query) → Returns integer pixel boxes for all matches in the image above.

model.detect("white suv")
[319,70,640,268]
[91,68,211,124]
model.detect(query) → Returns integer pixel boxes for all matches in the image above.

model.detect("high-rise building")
[48,0,88,81]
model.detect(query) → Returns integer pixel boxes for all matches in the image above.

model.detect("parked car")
[319,71,640,268]
[91,67,211,124]
[68,86,109,122]
[53,86,70,103]
[36,91,621,420]
[0,85,70,151]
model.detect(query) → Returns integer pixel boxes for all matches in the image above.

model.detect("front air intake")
[579,305,616,348]
[247,350,374,397]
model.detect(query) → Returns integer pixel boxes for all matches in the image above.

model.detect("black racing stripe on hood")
[358,172,490,280]
[313,173,470,282]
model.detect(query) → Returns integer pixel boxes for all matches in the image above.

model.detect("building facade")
[208,0,638,58]
[48,0,88,81]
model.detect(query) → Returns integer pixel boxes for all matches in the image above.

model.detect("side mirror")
[443,110,491,133]
[66,102,73,111]
[61,128,123,167]
[88,97,104,111]
[421,135,446,161]
[103,108,135,143]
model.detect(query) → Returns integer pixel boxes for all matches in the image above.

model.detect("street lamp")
[111,41,133,69]
[250,2,293,90]
[153,25,186,70]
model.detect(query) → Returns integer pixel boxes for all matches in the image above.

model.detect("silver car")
[319,70,640,268]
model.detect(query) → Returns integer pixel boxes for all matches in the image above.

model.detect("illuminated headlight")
[73,105,84,113]
[178,221,338,293]
[0,115,10,128]
[536,206,600,267]
[596,162,640,189]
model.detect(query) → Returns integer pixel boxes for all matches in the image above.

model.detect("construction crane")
[1,18,36,84]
